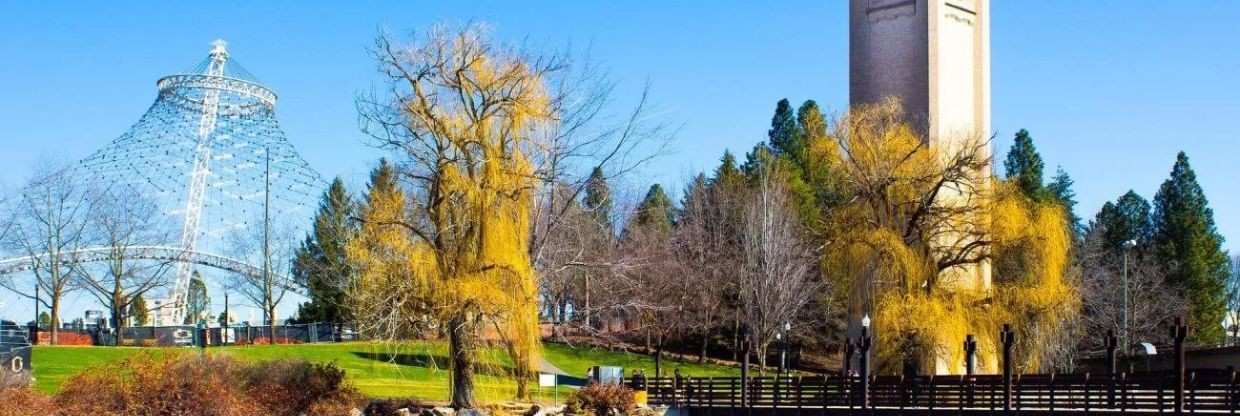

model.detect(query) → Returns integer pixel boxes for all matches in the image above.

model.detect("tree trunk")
[450,315,479,409]
[267,304,277,344]
[731,311,740,361]
[113,288,125,346]
[757,344,768,376]
[50,296,60,345]
[699,332,709,364]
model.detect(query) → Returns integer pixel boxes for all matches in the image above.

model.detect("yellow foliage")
[821,100,1078,374]
[350,25,550,402]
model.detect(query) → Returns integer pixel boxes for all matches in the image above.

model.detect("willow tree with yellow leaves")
[821,99,1077,375]
[354,25,553,408]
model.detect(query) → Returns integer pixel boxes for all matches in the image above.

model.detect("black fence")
[636,319,1239,414]
[98,323,355,347]
[642,370,1239,414]
[0,324,32,388]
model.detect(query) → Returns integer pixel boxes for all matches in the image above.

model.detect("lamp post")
[32,282,39,345]
[779,321,790,375]
[1122,239,1136,355]
[859,314,872,410]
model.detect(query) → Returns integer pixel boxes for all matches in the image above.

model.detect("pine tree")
[1047,167,1082,238]
[1004,129,1046,199]
[184,272,210,324]
[794,100,826,166]
[293,177,357,324]
[632,184,675,235]
[128,295,148,327]
[1094,190,1154,252]
[583,166,613,234]
[713,151,743,185]
[768,98,801,157]
[1152,152,1230,343]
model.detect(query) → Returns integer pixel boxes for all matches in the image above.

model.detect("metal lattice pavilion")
[1,40,323,325]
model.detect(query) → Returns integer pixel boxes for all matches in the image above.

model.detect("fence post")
[859,325,872,410]
[1229,368,1236,416]
[1105,329,1117,408]
[1001,323,1015,414]
[673,369,682,407]
[1172,318,1187,415]
[741,329,750,408]
[965,334,977,407]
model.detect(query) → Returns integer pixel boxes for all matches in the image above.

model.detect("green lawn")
[31,341,737,402]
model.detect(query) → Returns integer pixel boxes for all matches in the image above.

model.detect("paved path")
[539,357,568,375]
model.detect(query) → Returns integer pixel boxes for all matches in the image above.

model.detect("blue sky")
[2,1,1240,322]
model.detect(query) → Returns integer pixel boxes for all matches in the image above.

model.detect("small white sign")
[539,372,557,387]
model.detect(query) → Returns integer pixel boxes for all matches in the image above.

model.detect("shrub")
[53,352,360,416]
[56,353,261,416]
[0,387,57,416]
[565,383,636,416]
[239,359,362,416]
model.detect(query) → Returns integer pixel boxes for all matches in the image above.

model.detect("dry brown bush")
[239,359,362,416]
[49,352,360,416]
[0,387,58,416]
[564,383,636,416]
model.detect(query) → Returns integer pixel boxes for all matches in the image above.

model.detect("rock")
[522,404,541,416]
[432,407,456,416]
[458,408,488,416]
[396,409,414,416]
[350,409,365,416]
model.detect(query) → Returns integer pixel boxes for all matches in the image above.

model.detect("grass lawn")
[32,341,737,402]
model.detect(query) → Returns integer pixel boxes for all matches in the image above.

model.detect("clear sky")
[2,1,1240,322]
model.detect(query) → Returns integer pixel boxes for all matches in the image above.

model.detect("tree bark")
[50,295,60,345]
[450,315,478,409]
[699,333,709,364]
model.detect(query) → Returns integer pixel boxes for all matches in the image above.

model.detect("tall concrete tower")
[850,0,993,374]
[850,0,990,154]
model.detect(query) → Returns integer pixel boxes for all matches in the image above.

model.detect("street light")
[778,321,791,375]
[1122,239,1137,355]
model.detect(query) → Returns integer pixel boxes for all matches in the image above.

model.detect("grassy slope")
[32,341,737,401]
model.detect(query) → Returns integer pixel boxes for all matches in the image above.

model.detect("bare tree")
[673,173,739,362]
[224,215,297,341]
[1,164,89,344]
[739,166,821,374]
[74,185,175,345]
[1078,226,1186,354]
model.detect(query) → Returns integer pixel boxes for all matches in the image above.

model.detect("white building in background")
[150,298,180,327]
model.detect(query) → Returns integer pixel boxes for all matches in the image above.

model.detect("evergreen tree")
[768,98,801,157]
[742,142,774,176]
[1094,190,1154,252]
[1047,167,1083,238]
[128,295,148,327]
[184,272,210,324]
[713,151,743,186]
[632,184,675,235]
[583,166,613,234]
[1152,152,1230,343]
[293,176,359,324]
[1003,129,1046,199]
